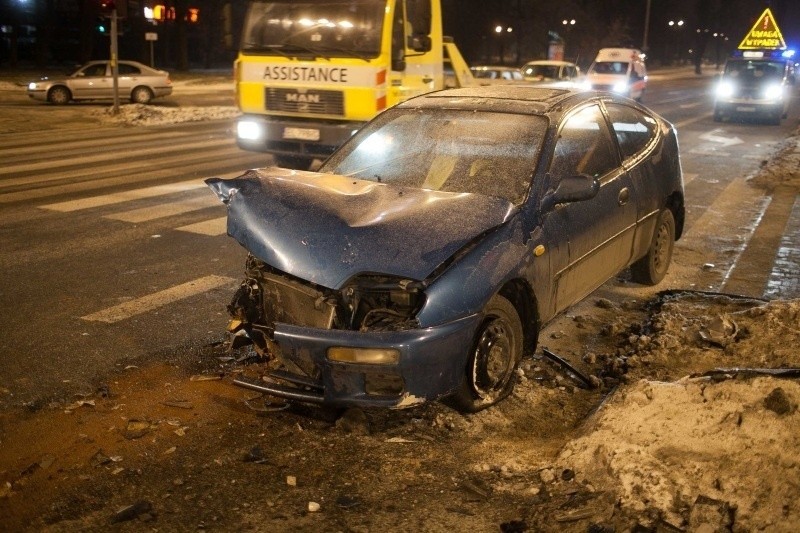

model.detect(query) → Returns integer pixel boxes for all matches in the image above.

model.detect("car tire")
[630,208,675,285]
[445,294,523,413]
[131,86,154,104]
[713,107,723,122]
[273,155,314,170]
[48,86,71,105]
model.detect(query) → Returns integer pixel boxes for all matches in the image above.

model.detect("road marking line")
[40,179,207,212]
[679,102,702,109]
[177,216,228,236]
[674,113,712,129]
[105,195,218,223]
[683,172,698,185]
[82,275,237,323]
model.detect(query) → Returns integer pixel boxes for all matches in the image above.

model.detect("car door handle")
[618,187,630,206]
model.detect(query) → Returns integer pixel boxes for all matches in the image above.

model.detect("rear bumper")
[235,313,482,409]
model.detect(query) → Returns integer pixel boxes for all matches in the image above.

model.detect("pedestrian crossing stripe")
[41,179,207,212]
[105,195,217,223]
[81,275,237,323]
[177,217,228,236]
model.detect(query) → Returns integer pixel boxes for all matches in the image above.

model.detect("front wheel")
[48,86,71,105]
[630,208,675,285]
[445,294,524,413]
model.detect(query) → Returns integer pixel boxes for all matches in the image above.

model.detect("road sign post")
[145,32,158,68]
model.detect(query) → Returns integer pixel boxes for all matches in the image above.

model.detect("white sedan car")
[28,60,173,105]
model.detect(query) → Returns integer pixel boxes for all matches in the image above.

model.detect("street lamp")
[668,19,684,65]
[562,19,576,61]
[494,24,513,65]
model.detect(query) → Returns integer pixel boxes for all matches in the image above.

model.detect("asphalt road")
[0,70,797,409]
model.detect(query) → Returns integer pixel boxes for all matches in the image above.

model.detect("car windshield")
[321,109,547,204]
[240,0,385,58]
[591,61,628,75]
[524,65,559,79]
[724,60,784,80]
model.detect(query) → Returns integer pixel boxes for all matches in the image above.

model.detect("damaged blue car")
[206,86,685,412]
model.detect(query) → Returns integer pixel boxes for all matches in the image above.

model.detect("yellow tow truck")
[233,0,475,169]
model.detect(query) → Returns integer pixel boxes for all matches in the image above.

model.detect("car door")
[69,62,109,99]
[545,103,639,310]
[117,62,141,96]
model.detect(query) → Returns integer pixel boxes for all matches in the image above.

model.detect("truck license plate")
[736,106,756,112]
[283,127,320,141]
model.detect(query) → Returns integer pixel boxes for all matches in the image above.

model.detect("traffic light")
[96,17,109,33]
[99,0,127,18]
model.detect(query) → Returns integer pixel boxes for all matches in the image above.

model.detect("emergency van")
[584,48,647,101]
[233,0,474,170]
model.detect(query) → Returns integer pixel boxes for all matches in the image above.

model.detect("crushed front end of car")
[206,168,515,409]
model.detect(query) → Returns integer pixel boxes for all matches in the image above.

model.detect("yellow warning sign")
[738,8,787,50]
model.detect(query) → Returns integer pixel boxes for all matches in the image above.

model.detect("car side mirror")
[541,174,600,211]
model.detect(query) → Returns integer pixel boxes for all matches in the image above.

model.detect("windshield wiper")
[310,45,372,62]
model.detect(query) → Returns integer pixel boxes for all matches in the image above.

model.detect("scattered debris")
[541,349,596,389]
[109,500,153,524]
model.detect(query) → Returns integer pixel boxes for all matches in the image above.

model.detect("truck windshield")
[241,0,386,58]
[321,109,547,205]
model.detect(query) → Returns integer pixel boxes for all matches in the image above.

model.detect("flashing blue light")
[782,50,795,59]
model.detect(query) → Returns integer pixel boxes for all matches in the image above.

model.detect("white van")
[584,48,647,101]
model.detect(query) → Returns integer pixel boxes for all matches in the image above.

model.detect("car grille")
[592,84,614,91]
[265,88,344,116]
[259,271,336,331]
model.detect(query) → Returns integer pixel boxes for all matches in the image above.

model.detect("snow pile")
[90,103,240,127]
[557,295,800,530]
[750,126,800,191]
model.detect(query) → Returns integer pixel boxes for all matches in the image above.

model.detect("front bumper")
[235,115,364,158]
[714,98,785,117]
[234,313,482,409]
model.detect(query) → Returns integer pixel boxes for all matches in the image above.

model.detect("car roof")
[395,86,596,116]
[523,60,576,67]
[471,65,520,71]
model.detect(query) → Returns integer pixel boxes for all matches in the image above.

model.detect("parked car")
[27,60,173,105]
[520,60,582,87]
[713,51,796,124]
[207,86,685,412]
[470,65,524,84]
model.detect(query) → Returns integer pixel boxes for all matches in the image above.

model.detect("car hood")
[206,168,517,289]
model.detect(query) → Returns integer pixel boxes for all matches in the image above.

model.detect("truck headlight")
[612,81,629,94]
[237,120,263,141]
[716,81,735,98]
[763,83,783,101]
[328,347,400,365]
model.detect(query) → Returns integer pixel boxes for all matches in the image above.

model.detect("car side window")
[550,104,619,180]
[118,64,141,76]
[84,64,107,77]
[605,103,658,160]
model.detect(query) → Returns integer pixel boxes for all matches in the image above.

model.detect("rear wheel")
[272,155,314,170]
[131,86,154,104]
[631,208,675,285]
[48,86,71,105]
[445,294,523,413]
